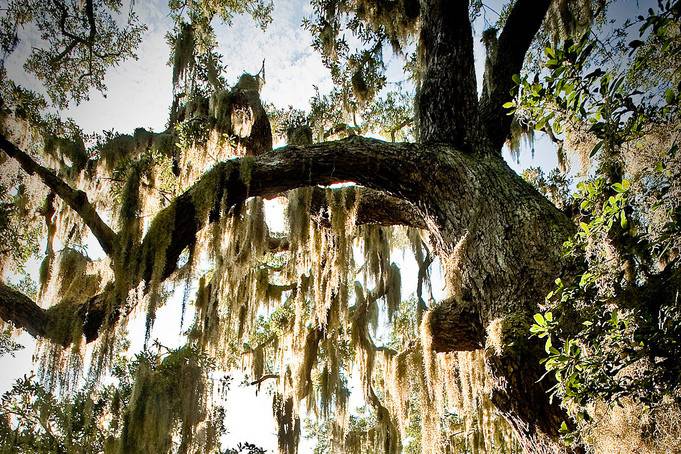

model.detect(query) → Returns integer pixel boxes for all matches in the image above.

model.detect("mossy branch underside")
[0,135,444,347]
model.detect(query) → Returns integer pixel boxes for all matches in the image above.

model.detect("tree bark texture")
[416,0,480,149]
[479,0,553,151]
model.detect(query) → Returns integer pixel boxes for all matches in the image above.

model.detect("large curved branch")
[0,133,117,256]
[271,187,425,250]
[479,0,552,151]
[1,138,430,345]
[309,187,425,229]
[261,187,426,253]
[140,137,426,284]
[0,283,49,339]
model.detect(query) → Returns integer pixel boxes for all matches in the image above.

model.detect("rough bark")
[0,282,108,345]
[0,1,586,448]
[0,136,429,341]
[428,297,484,351]
[418,147,575,451]
[0,283,49,338]
[139,137,427,284]
[416,0,480,149]
[488,343,570,453]
[308,186,425,229]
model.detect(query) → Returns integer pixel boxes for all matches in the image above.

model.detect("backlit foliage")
[0,344,227,454]
[0,1,516,450]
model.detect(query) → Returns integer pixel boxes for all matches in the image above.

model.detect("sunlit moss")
[141,204,176,341]
[190,162,226,223]
[171,22,196,88]
[116,346,216,454]
[240,156,254,190]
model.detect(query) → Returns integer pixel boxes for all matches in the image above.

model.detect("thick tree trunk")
[1,0,577,449]
[479,0,552,151]
[417,0,480,149]
[416,148,575,451]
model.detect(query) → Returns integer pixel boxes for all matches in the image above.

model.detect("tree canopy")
[0,0,680,453]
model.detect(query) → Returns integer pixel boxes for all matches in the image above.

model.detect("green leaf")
[534,313,546,326]
[535,116,548,131]
[622,179,630,191]
[655,161,665,172]
[512,73,521,84]
[610,311,619,326]
[502,101,515,109]
[590,140,604,157]
[665,88,676,105]
[545,312,553,322]
[552,121,563,135]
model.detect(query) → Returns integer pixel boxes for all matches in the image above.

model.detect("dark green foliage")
[0,326,24,357]
[520,1,681,446]
[0,183,42,275]
[223,442,267,454]
[521,167,572,210]
[0,362,127,453]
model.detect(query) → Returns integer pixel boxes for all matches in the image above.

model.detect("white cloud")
[214,0,333,110]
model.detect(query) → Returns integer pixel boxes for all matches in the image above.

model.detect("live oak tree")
[0,1,679,453]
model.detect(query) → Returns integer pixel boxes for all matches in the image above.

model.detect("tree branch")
[0,283,48,339]
[479,0,552,151]
[249,373,279,387]
[49,0,98,66]
[1,137,431,345]
[427,297,485,352]
[139,137,426,284]
[0,281,109,345]
[267,187,424,252]
[308,187,425,229]
[0,133,117,256]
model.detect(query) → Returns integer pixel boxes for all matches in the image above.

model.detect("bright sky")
[0,0,571,452]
